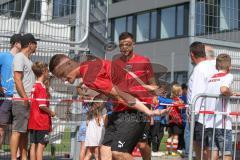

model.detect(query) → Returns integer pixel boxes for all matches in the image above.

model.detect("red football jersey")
[79,59,113,94]
[111,53,154,112]
[28,81,51,131]
[79,54,154,112]
[168,97,182,125]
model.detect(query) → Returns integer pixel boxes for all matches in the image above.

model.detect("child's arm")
[39,105,55,117]
[220,74,234,96]
[150,116,154,126]
[153,107,172,116]
[103,114,108,127]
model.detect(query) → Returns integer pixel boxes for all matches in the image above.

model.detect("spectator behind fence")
[150,83,173,156]
[28,62,55,160]
[204,54,239,160]
[167,84,184,156]
[179,83,188,156]
[0,34,22,153]
[84,94,108,160]
[187,42,217,160]
[76,83,99,160]
[10,33,37,160]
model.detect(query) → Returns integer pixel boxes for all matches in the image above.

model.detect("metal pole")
[188,1,196,159]
[71,0,90,159]
[75,0,82,54]
[170,52,175,82]
[16,0,31,33]
[188,0,196,78]
[105,0,110,60]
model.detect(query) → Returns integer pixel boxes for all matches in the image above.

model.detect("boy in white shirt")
[204,53,236,160]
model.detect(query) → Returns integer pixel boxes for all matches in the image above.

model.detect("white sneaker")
[151,151,158,157]
[151,151,165,157]
[157,152,165,157]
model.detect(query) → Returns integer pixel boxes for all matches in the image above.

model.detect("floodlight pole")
[188,1,196,160]
[17,0,31,33]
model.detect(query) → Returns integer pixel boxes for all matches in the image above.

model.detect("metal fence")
[188,94,240,160]
[0,0,108,159]
[195,0,240,44]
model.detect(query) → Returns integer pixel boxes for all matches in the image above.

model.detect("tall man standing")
[0,34,22,152]
[10,33,37,160]
[105,32,157,160]
[187,42,217,159]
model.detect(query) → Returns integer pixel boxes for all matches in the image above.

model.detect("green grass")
[2,128,71,154]
[45,128,71,153]
[159,134,168,151]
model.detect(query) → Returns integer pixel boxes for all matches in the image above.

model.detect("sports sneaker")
[170,152,179,156]
[151,151,158,157]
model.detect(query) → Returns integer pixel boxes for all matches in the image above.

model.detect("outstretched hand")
[152,107,172,116]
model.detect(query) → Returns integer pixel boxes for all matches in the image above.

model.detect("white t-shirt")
[204,72,233,130]
[187,60,217,123]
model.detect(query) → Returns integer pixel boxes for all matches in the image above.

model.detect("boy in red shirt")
[28,62,55,160]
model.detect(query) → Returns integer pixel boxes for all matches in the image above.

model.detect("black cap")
[21,33,38,47]
[10,34,22,45]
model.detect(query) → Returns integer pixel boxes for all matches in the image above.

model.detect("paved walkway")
[135,156,184,160]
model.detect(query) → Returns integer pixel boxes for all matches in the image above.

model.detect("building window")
[161,7,176,39]
[53,0,76,18]
[110,3,189,43]
[150,11,157,40]
[196,0,239,35]
[112,0,126,3]
[136,12,150,42]
[196,0,206,34]
[177,5,184,36]
[113,15,133,42]
[127,16,133,33]
[114,17,126,42]
[220,0,239,31]
[0,0,41,20]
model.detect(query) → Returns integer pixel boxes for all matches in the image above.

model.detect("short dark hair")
[49,54,69,73]
[21,33,38,49]
[119,32,134,41]
[32,61,48,78]
[10,34,22,47]
[190,41,206,58]
[216,53,231,70]
[181,83,188,90]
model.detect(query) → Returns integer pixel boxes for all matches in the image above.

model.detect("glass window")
[220,0,238,30]
[53,0,76,17]
[127,16,133,33]
[136,12,150,42]
[114,17,126,42]
[177,5,184,36]
[150,11,157,39]
[196,1,205,35]
[161,7,176,38]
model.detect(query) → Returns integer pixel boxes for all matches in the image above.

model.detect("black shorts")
[29,130,49,144]
[139,123,150,142]
[168,124,183,135]
[102,110,147,153]
[194,121,204,143]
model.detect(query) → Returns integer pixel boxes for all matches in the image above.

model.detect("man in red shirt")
[106,32,157,160]
[49,53,167,160]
